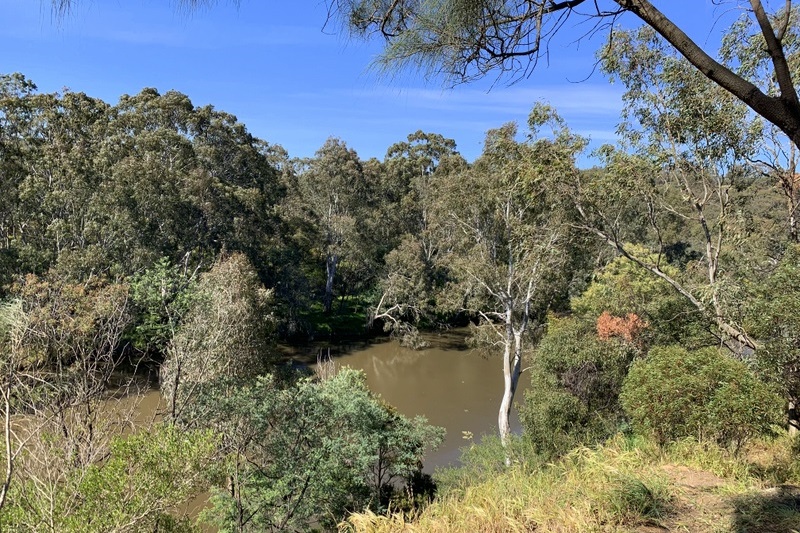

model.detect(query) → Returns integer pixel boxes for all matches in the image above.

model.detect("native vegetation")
[3,0,800,529]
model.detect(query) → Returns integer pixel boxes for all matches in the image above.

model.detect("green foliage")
[521,316,636,458]
[298,296,373,339]
[128,256,199,356]
[0,77,284,287]
[199,368,444,532]
[601,25,757,163]
[381,131,464,240]
[573,248,713,349]
[369,132,466,340]
[289,138,376,314]
[747,244,800,403]
[620,346,783,450]
[0,425,217,532]
[161,253,277,422]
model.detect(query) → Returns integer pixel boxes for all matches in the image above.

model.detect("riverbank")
[344,434,800,532]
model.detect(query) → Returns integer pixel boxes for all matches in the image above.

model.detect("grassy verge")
[341,434,800,532]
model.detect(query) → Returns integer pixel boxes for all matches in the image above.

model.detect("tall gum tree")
[431,105,583,454]
[720,6,800,242]
[575,24,763,351]
[371,132,467,342]
[290,138,371,314]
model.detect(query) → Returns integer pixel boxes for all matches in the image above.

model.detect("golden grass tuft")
[342,435,671,532]
[342,434,800,532]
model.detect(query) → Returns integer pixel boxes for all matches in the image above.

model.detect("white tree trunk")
[498,309,524,465]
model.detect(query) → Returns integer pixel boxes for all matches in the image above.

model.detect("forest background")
[2,1,800,531]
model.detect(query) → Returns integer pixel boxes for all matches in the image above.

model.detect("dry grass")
[341,434,800,533]
[342,435,670,532]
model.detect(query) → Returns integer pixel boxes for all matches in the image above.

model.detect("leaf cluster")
[199,368,444,531]
[620,345,783,451]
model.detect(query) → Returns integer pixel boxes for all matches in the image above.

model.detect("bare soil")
[638,465,800,533]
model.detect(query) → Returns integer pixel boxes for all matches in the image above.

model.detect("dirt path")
[642,465,800,532]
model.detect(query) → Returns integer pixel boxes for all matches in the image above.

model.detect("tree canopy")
[332,0,800,149]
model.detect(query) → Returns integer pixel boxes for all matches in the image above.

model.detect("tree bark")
[324,253,338,314]
[498,307,524,465]
[789,398,799,437]
[0,386,12,513]
[618,0,800,150]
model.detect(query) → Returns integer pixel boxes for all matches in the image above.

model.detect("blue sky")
[1,1,733,165]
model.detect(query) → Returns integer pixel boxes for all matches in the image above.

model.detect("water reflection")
[300,330,530,470]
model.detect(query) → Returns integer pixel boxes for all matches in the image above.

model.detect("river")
[294,329,530,470]
[127,329,529,472]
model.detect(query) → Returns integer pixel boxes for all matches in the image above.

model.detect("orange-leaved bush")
[596,311,648,345]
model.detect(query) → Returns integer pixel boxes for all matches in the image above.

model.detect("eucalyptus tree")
[290,138,372,313]
[0,74,40,290]
[96,89,198,275]
[371,132,467,342]
[376,111,585,449]
[430,106,584,452]
[0,80,284,286]
[0,81,111,280]
[187,101,285,274]
[721,6,800,243]
[559,24,763,351]
[101,88,284,280]
[381,131,464,242]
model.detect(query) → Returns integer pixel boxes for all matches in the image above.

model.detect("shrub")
[620,345,783,451]
[200,368,445,531]
[160,253,277,422]
[521,316,635,457]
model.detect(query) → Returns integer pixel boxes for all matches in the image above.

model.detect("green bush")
[620,345,783,450]
[521,316,635,458]
[200,368,445,531]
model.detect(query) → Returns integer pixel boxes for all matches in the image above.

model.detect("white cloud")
[345,83,623,118]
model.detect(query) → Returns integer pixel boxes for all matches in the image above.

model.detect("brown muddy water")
[127,329,529,472]
[293,329,530,470]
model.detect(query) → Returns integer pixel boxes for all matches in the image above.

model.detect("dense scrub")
[621,346,783,450]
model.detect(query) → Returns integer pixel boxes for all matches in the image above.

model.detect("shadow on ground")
[731,485,800,532]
